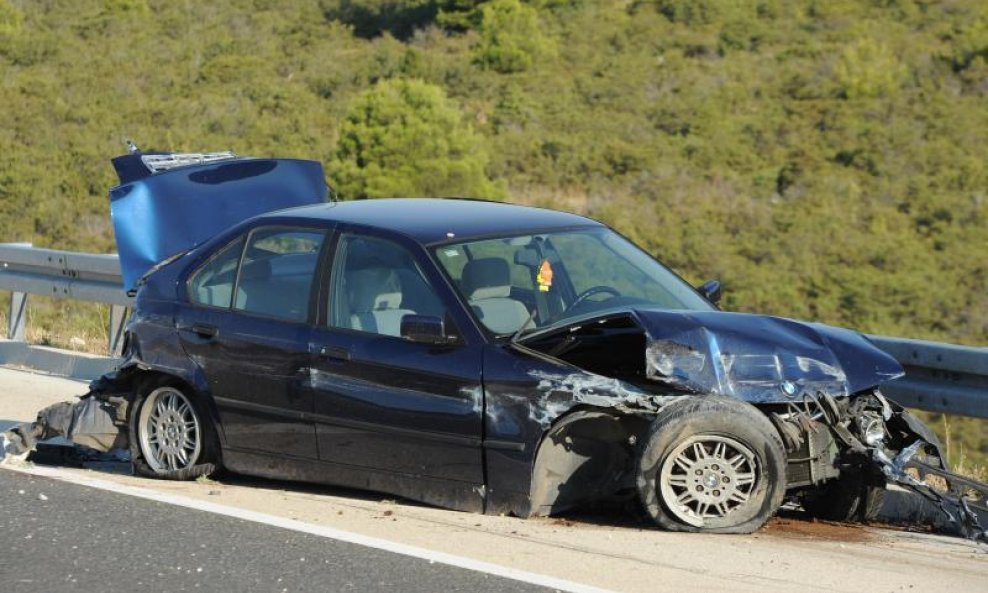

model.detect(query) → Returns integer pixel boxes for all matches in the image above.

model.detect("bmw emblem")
[780,381,797,397]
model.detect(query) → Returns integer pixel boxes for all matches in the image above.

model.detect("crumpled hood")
[633,308,904,403]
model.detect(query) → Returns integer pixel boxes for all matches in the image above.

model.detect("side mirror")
[401,315,455,345]
[699,279,722,305]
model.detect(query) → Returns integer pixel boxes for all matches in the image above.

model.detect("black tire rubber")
[636,396,787,534]
[803,472,887,522]
[128,380,220,481]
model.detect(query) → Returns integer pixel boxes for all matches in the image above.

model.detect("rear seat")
[235,257,313,321]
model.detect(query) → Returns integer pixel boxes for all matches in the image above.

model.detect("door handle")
[319,345,350,361]
[187,323,218,339]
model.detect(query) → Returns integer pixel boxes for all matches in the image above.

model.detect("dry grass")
[951,455,987,483]
[936,414,988,483]
[0,295,112,355]
[25,326,109,355]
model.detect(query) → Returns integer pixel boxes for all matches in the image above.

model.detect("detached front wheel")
[637,396,787,534]
[129,384,219,480]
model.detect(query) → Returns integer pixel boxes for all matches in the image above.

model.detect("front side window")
[233,228,326,322]
[329,234,446,337]
[188,238,244,308]
[434,227,714,335]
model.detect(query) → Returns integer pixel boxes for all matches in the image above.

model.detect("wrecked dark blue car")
[103,150,952,535]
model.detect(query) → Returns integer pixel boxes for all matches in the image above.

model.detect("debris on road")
[2,391,128,457]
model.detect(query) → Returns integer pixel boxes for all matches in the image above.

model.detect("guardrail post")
[108,305,128,356]
[7,291,26,341]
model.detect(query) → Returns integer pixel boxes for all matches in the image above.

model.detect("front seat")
[461,258,530,334]
[347,268,413,337]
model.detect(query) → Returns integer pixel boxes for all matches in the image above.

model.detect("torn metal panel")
[872,444,988,542]
[783,390,988,542]
[632,309,904,403]
[528,369,677,426]
[66,396,128,452]
[4,393,128,455]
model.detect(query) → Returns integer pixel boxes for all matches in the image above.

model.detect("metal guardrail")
[868,336,988,419]
[0,243,984,418]
[0,243,131,355]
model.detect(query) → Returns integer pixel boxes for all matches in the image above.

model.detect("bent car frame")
[87,150,985,538]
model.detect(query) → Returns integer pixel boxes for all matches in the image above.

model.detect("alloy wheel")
[658,434,759,527]
[137,387,203,472]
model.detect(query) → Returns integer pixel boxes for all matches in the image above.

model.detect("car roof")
[259,198,602,245]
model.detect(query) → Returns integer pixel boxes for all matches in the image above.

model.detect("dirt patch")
[764,516,871,543]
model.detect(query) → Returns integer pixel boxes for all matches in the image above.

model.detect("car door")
[176,225,329,459]
[307,230,485,486]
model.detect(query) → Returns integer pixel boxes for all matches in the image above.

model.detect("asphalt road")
[1,365,985,593]
[0,470,551,593]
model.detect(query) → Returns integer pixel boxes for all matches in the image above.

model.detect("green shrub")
[834,39,907,99]
[473,0,553,73]
[0,0,23,37]
[331,78,501,199]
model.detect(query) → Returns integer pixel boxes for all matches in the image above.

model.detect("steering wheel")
[564,285,622,314]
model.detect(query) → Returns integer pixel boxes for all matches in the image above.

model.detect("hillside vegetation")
[0,1,985,465]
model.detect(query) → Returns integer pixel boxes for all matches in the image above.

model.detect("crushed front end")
[769,389,987,541]
[635,308,988,541]
[517,307,987,539]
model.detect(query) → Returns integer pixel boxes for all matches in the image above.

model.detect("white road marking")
[3,464,619,593]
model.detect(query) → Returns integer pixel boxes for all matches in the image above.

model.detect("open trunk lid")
[109,150,327,290]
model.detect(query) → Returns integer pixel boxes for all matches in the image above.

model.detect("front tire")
[636,396,787,534]
[129,384,218,480]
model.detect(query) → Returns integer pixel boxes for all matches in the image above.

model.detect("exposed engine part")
[770,412,804,452]
[783,419,841,488]
[823,392,987,542]
[766,389,987,542]
[874,443,987,542]
[770,393,845,488]
[855,412,886,447]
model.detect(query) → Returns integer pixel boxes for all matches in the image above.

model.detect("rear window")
[234,228,326,322]
[187,227,326,322]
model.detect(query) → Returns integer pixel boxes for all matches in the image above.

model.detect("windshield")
[433,227,714,336]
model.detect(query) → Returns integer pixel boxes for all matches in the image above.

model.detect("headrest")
[348,268,403,312]
[462,258,511,300]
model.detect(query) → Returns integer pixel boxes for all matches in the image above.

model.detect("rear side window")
[234,228,326,322]
[188,238,244,308]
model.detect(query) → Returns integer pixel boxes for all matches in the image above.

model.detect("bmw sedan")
[101,150,952,534]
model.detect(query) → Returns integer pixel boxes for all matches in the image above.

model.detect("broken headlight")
[856,412,886,447]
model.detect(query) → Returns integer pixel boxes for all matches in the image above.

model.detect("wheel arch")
[527,407,651,517]
[110,363,226,448]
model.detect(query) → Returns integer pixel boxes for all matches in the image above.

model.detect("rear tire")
[129,383,219,480]
[636,396,787,534]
